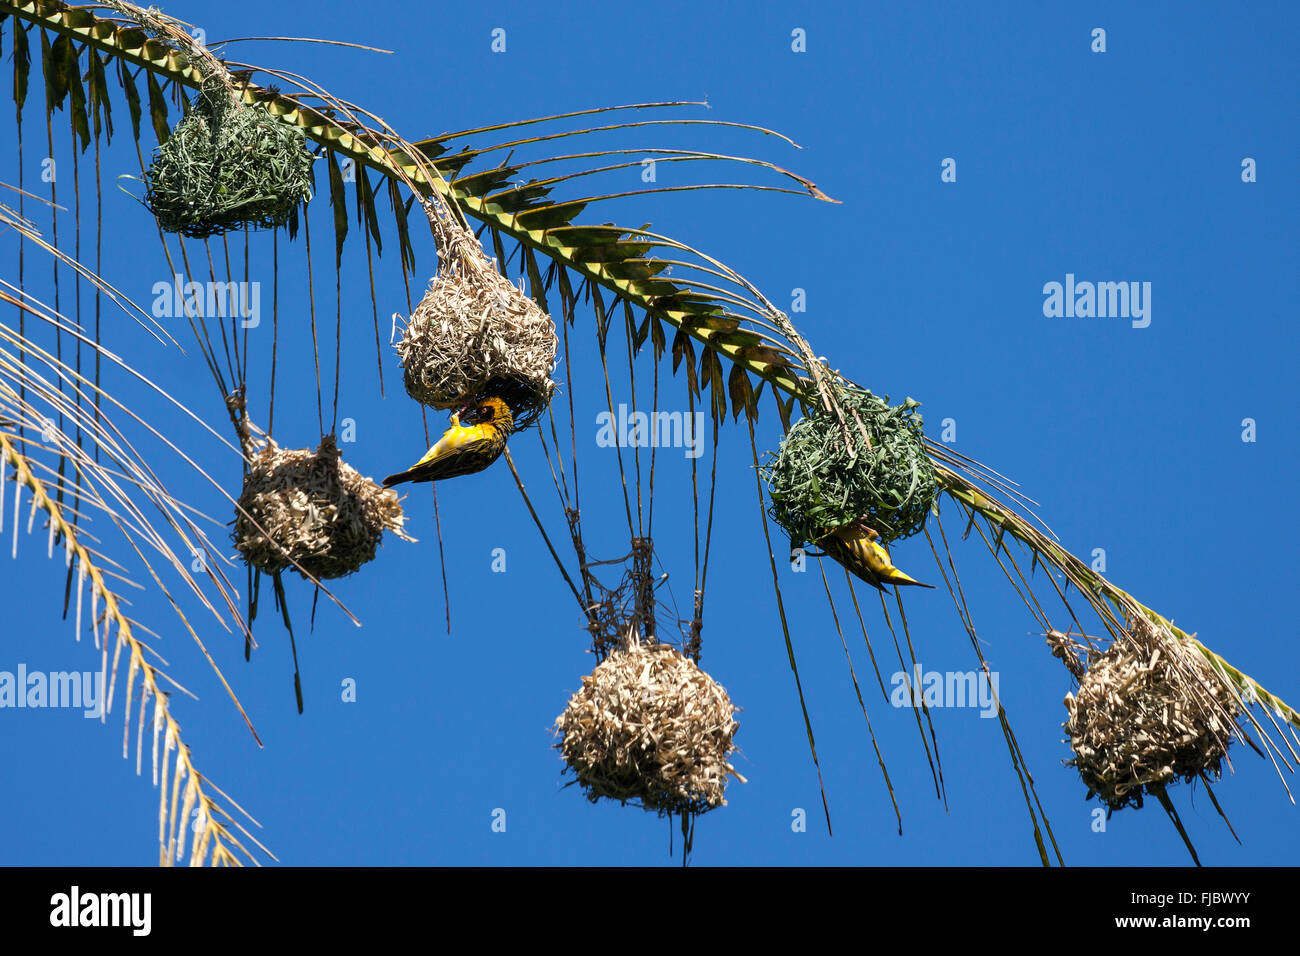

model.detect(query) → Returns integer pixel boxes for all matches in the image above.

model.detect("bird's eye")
[479,405,492,418]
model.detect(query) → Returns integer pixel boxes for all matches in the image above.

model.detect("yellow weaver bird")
[819,523,935,592]
[383,396,515,487]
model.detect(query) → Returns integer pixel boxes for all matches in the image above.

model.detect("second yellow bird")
[819,524,935,592]
[383,396,515,487]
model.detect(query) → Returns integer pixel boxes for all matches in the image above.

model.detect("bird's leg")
[850,518,880,540]
[452,398,478,427]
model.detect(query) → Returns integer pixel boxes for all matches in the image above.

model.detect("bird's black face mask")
[456,401,493,425]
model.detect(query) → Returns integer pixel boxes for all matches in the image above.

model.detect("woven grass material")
[144,79,315,239]
[395,228,557,429]
[761,384,939,546]
[555,635,745,816]
[1064,618,1243,811]
[233,434,411,580]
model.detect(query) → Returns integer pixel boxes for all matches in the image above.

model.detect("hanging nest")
[143,78,315,239]
[395,229,557,429]
[1064,618,1244,811]
[761,384,939,546]
[554,637,745,816]
[233,433,412,580]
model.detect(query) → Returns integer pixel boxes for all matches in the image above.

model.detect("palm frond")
[0,428,268,865]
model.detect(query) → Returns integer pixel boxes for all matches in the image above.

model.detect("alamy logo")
[151,273,261,327]
[1042,273,1151,328]
[50,886,151,936]
[595,404,706,459]
[0,664,105,718]
[890,663,1000,718]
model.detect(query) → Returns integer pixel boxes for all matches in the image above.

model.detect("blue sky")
[1,1,1298,865]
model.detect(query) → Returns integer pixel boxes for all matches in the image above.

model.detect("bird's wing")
[414,427,475,466]
[820,531,887,591]
[384,425,502,485]
[414,436,502,481]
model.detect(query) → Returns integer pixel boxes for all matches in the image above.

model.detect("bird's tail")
[889,572,936,589]
[382,469,419,487]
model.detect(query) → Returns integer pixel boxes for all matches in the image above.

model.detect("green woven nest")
[144,85,315,239]
[762,387,939,546]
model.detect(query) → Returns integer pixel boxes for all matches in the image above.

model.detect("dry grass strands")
[1064,618,1243,811]
[555,637,745,816]
[233,434,411,580]
[144,79,315,239]
[395,229,557,429]
[762,384,939,547]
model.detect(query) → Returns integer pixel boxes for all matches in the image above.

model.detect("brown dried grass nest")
[395,231,557,429]
[1064,618,1243,811]
[554,638,745,815]
[233,434,412,580]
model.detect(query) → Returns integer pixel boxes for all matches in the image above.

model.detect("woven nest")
[1064,619,1243,811]
[233,434,411,580]
[395,232,557,429]
[761,385,939,546]
[144,80,314,239]
[554,638,745,816]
